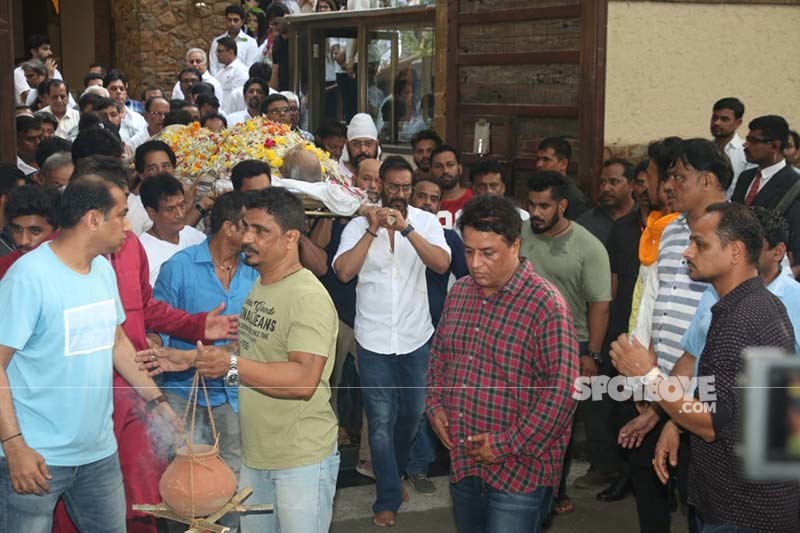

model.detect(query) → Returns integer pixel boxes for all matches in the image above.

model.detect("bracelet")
[145,394,167,412]
[1,433,21,444]
[365,228,378,238]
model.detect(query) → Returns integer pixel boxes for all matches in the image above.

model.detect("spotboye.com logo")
[572,375,718,413]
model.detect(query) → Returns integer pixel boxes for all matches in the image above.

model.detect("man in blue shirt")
[406,177,468,494]
[153,191,258,475]
[682,206,800,362]
[0,174,180,532]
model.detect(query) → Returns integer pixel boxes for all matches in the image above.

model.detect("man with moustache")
[611,202,800,532]
[227,78,269,126]
[577,158,637,245]
[466,159,529,221]
[731,115,800,274]
[621,139,730,533]
[410,129,442,181]
[428,195,578,533]
[189,188,341,533]
[334,156,450,527]
[339,113,381,182]
[520,171,611,513]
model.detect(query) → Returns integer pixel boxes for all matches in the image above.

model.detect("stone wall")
[111,0,232,97]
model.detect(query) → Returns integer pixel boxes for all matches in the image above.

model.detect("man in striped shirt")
[625,139,731,533]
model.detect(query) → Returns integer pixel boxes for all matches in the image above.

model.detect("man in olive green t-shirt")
[195,188,339,533]
[521,171,613,511]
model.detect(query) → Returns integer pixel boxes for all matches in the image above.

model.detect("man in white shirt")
[226,78,269,126]
[710,97,755,198]
[209,4,259,76]
[39,80,80,139]
[333,156,450,528]
[215,37,250,116]
[126,97,170,151]
[16,116,43,178]
[139,174,206,286]
[105,70,147,142]
[14,34,63,105]
[171,49,224,107]
[129,141,178,236]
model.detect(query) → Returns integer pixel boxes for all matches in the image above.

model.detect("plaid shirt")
[427,259,579,492]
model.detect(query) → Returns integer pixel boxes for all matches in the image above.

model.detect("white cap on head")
[280,91,299,105]
[347,113,378,141]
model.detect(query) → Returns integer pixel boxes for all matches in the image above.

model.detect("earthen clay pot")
[159,444,237,517]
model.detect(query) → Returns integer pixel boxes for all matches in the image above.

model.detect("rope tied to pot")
[180,371,222,521]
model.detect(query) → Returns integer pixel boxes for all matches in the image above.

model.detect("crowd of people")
[3,2,800,533]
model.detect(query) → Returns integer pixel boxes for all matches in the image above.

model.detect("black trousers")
[617,400,672,533]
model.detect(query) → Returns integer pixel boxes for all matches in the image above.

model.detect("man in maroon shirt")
[427,195,579,533]
[431,145,473,223]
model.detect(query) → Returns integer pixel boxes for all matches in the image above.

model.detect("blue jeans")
[695,515,758,533]
[358,341,429,513]
[238,448,340,533]
[450,476,553,533]
[0,451,125,533]
[406,417,437,476]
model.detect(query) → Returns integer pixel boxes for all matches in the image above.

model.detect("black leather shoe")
[595,476,630,502]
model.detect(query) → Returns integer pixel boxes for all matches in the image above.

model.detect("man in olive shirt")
[521,170,612,512]
[194,188,339,533]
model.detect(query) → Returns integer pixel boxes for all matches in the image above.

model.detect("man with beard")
[521,170,611,515]
[227,78,269,126]
[410,129,442,181]
[431,145,472,223]
[731,115,800,274]
[334,156,450,527]
[577,158,637,245]
[611,202,800,532]
[709,98,753,197]
[126,97,170,151]
[339,113,380,182]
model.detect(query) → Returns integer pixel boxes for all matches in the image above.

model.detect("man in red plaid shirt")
[427,195,579,533]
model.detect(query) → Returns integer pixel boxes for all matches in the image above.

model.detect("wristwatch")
[586,351,603,366]
[224,354,240,387]
[640,366,663,386]
[195,203,210,217]
[400,224,415,238]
